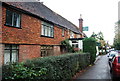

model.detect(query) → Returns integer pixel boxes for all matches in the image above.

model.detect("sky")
[39,0,119,45]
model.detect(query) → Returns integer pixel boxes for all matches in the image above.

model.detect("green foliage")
[2,53,90,80]
[83,37,97,64]
[114,41,120,50]
[2,62,47,80]
[61,39,75,53]
[91,31,104,41]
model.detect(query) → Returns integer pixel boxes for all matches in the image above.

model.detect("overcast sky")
[39,0,119,45]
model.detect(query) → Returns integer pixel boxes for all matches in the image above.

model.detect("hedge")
[83,37,97,64]
[2,53,90,80]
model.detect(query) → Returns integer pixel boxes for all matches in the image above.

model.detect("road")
[76,54,112,80]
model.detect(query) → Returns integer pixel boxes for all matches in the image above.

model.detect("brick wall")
[1,6,82,63]
[19,45,40,62]
[2,7,68,45]
[0,44,4,65]
[53,46,61,56]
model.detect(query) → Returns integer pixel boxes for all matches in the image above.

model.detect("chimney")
[78,14,83,32]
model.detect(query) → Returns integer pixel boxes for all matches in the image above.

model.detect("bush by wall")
[2,62,47,80]
[114,42,120,50]
[83,37,97,64]
[61,39,75,53]
[2,53,90,80]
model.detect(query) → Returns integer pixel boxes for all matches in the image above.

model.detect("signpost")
[83,26,89,31]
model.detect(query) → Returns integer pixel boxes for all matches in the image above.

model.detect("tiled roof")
[3,2,81,34]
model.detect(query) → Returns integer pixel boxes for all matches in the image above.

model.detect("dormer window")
[5,9,21,28]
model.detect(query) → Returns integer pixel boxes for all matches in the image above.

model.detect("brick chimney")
[78,14,83,32]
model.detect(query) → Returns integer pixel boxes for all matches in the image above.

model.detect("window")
[72,40,78,43]
[4,44,19,64]
[72,44,78,48]
[71,40,79,48]
[6,9,21,28]
[62,28,65,37]
[41,45,53,57]
[41,21,54,37]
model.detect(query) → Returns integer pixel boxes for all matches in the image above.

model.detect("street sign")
[83,26,89,31]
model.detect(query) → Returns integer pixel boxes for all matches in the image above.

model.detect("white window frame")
[41,21,54,37]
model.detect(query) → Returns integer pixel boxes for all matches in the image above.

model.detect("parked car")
[108,51,117,61]
[109,48,115,53]
[106,49,110,53]
[115,50,120,53]
[109,53,120,80]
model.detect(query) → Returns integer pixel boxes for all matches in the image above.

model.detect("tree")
[91,31,107,54]
[91,31,105,46]
[114,20,120,50]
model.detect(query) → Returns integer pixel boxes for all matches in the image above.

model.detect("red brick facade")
[19,45,41,62]
[1,5,82,64]
[2,7,70,45]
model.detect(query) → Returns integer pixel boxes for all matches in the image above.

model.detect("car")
[115,50,120,53]
[110,53,120,80]
[108,51,117,61]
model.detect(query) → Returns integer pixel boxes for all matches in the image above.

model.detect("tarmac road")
[76,54,112,81]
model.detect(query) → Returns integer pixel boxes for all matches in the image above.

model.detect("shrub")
[2,53,90,80]
[2,62,47,80]
[83,37,97,64]
[61,39,75,53]
[114,42,120,50]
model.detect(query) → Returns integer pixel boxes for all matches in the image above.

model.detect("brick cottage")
[1,2,85,65]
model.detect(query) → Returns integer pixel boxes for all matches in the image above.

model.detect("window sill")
[4,24,22,29]
[41,35,54,38]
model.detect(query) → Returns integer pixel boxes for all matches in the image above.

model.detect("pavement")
[75,54,112,80]
[94,55,102,64]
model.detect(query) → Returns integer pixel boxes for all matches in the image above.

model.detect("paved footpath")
[76,55,112,80]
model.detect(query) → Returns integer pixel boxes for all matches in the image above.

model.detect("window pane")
[13,12,20,27]
[51,28,53,37]
[4,50,10,64]
[45,26,48,36]
[17,14,20,27]
[6,10,13,26]
[5,45,11,49]
[48,27,51,37]
[47,27,50,37]
[12,45,18,49]
[41,25,44,35]
[12,50,18,63]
